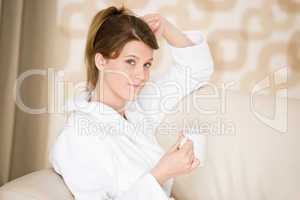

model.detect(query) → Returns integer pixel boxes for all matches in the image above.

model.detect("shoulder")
[63,111,112,146]
[51,111,113,165]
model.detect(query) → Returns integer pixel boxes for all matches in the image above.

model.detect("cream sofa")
[0,169,73,200]
[0,90,299,200]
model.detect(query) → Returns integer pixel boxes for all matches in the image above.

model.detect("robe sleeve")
[138,30,214,122]
[114,172,172,200]
[49,124,172,200]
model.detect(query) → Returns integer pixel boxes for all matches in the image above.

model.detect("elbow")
[193,60,214,81]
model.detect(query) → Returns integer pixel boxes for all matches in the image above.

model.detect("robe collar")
[63,90,141,130]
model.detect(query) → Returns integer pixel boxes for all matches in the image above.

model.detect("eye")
[126,59,136,65]
[144,62,152,69]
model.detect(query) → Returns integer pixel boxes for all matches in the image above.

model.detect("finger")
[177,131,184,139]
[188,142,194,153]
[143,13,160,19]
[169,131,185,152]
[153,21,160,28]
[148,21,159,29]
[179,136,187,149]
[140,14,159,23]
[147,20,160,30]
[169,141,180,152]
[189,148,194,156]
[190,158,200,170]
[144,19,159,31]
[143,17,157,24]
[181,139,193,151]
[146,16,159,22]
[187,150,194,164]
[172,136,183,151]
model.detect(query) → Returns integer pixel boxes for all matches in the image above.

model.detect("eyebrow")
[125,54,153,61]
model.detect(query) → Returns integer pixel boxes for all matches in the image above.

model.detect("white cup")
[179,130,206,167]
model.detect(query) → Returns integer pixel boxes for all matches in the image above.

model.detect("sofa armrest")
[0,168,73,200]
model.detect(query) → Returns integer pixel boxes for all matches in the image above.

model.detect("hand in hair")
[141,13,195,48]
[141,13,166,38]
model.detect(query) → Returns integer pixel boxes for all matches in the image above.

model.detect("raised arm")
[138,14,214,122]
[141,13,195,47]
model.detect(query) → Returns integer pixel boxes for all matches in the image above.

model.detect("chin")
[118,88,139,101]
[123,92,139,101]
[127,85,142,100]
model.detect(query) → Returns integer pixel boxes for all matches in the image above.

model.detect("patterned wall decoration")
[56,0,299,99]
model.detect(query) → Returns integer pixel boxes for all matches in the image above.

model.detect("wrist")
[162,21,194,48]
[161,19,174,39]
[150,167,169,185]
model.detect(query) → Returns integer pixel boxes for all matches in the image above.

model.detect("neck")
[90,81,126,117]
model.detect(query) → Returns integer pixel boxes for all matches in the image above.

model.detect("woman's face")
[96,40,154,101]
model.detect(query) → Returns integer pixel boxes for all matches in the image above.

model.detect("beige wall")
[55,0,300,97]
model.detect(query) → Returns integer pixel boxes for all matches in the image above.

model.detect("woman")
[49,5,213,200]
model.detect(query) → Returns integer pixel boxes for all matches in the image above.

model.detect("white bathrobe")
[49,31,214,200]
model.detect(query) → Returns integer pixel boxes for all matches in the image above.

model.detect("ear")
[94,53,107,71]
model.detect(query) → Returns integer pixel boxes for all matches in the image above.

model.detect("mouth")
[128,83,142,89]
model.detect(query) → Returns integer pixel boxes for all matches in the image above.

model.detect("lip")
[128,83,142,88]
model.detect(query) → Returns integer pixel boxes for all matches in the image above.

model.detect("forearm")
[163,21,195,48]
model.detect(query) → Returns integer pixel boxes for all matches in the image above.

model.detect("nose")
[133,65,145,81]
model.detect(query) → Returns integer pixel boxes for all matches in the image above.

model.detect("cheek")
[104,70,131,95]
[105,72,130,89]
[104,62,130,84]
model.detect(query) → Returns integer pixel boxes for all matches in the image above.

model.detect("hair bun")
[105,6,132,19]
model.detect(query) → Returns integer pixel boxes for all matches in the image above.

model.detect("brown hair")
[84,6,159,91]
